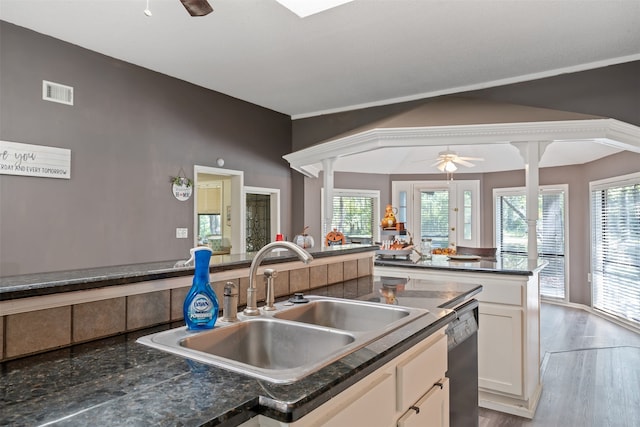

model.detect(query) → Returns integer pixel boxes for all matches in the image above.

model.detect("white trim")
[589,171,640,191]
[493,184,570,302]
[283,119,640,177]
[194,165,245,253]
[588,172,640,326]
[244,186,281,239]
[292,54,640,120]
[321,187,381,243]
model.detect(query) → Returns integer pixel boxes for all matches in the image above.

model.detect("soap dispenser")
[183,246,219,330]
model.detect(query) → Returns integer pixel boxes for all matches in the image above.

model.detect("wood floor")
[478,303,640,427]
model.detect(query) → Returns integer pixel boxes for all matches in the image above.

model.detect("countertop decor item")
[294,226,315,249]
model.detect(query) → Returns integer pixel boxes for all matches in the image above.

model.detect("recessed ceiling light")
[274,0,354,18]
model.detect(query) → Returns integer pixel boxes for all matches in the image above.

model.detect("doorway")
[244,186,280,252]
[194,165,245,254]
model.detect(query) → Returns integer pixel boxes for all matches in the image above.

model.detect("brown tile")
[290,267,310,293]
[238,276,249,306]
[6,306,71,358]
[344,260,358,281]
[309,265,328,289]
[127,290,170,330]
[73,297,126,342]
[274,270,290,297]
[170,287,190,321]
[0,316,4,359]
[327,262,344,284]
[358,257,372,277]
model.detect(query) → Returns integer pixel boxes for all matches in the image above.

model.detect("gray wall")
[0,22,292,276]
[291,61,640,306]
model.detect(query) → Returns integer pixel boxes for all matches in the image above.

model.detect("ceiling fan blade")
[458,156,484,161]
[431,160,443,167]
[180,0,213,16]
[455,158,475,167]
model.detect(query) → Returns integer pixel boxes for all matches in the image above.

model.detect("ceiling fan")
[432,150,484,172]
[180,0,213,16]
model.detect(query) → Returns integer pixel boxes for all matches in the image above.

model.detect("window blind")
[331,194,374,242]
[495,190,566,299]
[420,190,449,248]
[591,180,640,325]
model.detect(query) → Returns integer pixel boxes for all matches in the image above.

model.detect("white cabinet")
[397,378,449,427]
[478,304,522,395]
[248,329,449,427]
[374,265,542,419]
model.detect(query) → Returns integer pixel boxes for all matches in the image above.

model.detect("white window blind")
[591,176,640,326]
[420,190,450,248]
[331,193,375,243]
[495,188,566,300]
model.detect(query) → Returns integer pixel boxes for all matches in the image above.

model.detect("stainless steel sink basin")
[181,318,355,370]
[137,296,428,383]
[274,297,413,331]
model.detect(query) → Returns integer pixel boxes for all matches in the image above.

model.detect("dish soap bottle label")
[187,294,214,322]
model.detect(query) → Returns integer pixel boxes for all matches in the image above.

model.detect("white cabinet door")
[478,303,523,396]
[397,378,450,427]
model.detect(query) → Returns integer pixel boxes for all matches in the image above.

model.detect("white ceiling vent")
[42,80,74,105]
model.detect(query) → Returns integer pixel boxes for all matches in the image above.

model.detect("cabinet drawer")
[396,333,447,411]
[397,377,450,427]
[475,281,522,305]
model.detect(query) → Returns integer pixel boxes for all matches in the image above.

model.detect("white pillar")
[512,142,550,260]
[322,158,336,238]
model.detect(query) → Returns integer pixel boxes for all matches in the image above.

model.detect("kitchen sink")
[273,297,414,331]
[137,296,428,383]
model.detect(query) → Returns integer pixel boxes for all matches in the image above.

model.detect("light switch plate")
[176,228,188,239]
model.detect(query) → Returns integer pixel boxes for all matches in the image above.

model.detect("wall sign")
[172,181,193,201]
[0,140,71,179]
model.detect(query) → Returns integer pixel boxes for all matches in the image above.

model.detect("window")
[420,189,450,249]
[590,173,640,326]
[494,186,567,300]
[397,180,479,250]
[325,189,379,244]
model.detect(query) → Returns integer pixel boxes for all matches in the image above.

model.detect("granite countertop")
[375,253,547,275]
[0,244,377,300]
[0,275,481,427]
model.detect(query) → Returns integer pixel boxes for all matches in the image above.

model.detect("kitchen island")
[0,275,481,426]
[375,254,547,419]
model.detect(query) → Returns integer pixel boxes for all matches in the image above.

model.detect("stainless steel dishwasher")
[446,298,479,427]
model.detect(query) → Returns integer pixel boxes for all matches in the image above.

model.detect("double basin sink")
[137,296,428,383]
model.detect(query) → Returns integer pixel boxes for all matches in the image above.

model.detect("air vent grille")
[42,80,74,105]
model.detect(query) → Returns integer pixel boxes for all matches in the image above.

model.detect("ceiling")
[1,0,639,174]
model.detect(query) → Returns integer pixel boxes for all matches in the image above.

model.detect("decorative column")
[512,141,550,260]
[322,157,336,238]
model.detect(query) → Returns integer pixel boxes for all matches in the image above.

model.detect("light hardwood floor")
[479,303,640,427]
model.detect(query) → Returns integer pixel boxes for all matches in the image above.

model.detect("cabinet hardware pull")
[435,381,444,389]
[409,405,420,414]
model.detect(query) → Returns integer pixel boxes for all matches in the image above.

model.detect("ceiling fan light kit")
[180,0,213,16]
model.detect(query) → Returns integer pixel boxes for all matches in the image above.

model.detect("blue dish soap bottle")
[183,246,219,330]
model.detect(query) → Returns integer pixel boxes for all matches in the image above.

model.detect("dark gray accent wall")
[292,61,640,150]
[0,22,292,276]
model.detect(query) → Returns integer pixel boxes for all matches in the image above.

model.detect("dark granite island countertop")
[0,244,377,300]
[375,253,547,275]
[0,275,481,427]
